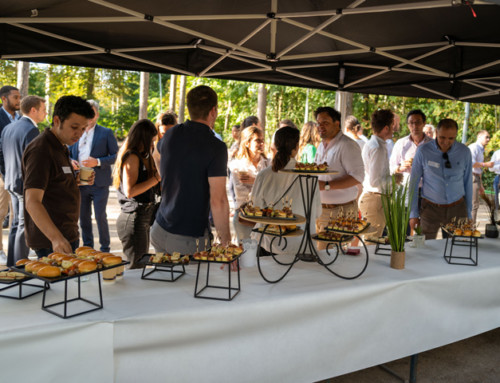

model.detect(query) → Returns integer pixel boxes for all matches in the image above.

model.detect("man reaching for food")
[23,96,95,257]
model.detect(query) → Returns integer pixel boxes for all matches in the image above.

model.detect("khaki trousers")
[359,192,386,238]
[316,200,357,250]
[0,176,10,251]
[471,174,481,223]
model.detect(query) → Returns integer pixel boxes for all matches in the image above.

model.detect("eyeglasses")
[443,152,452,169]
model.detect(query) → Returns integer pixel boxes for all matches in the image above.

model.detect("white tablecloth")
[1,238,500,383]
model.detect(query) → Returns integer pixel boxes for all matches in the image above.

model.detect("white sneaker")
[0,250,7,266]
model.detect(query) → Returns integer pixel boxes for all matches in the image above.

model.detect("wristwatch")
[325,181,331,191]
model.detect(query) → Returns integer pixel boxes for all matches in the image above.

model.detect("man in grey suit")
[0,95,46,266]
[69,100,118,252]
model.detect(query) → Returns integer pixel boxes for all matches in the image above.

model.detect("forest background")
[1,60,499,189]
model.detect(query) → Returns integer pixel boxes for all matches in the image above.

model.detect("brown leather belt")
[422,197,464,208]
[322,200,356,209]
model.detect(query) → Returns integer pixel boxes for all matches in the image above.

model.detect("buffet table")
[1,238,500,383]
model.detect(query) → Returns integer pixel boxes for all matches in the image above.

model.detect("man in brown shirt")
[23,96,95,257]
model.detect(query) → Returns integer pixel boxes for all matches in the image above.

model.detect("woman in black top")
[113,119,160,268]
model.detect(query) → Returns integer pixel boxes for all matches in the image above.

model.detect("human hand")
[409,218,420,236]
[483,161,494,169]
[71,159,80,171]
[400,160,413,172]
[82,157,98,167]
[52,237,73,254]
[239,172,255,185]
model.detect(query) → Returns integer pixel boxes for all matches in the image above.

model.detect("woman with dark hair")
[249,126,321,254]
[113,119,160,268]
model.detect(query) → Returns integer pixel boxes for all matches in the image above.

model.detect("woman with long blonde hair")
[229,125,269,241]
[113,119,160,268]
[297,121,320,163]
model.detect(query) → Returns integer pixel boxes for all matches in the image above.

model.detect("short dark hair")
[406,109,426,123]
[160,110,178,126]
[279,119,297,129]
[0,85,19,100]
[186,85,217,120]
[371,109,394,133]
[437,118,458,131]
[20,95,45,115]
[314,106,341,123]
[52,95,95,126]
[242,116,259,129]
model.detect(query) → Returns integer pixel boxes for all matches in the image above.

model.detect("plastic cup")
[115,265,124,279]
[79,166,94,185]
[102,268,116,284]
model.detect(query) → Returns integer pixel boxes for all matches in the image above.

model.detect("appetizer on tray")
[192,243,243,262]
[149,252,190,265]
[442,217,481,237]
[294,162,329,172]
[241,200,295,219]
[325,210,369,234]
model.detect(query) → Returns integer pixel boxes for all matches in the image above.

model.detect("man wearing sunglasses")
[409,119,473,239]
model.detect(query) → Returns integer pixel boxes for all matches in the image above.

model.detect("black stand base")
[375,242,392,256]
[141,264,186,282]
[0,280,46,300]
[379,354,419,383]
[194,260,240,301]
[42,275,103,319]
[443,236,478,266]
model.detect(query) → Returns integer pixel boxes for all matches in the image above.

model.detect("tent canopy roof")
[2,0,500,104]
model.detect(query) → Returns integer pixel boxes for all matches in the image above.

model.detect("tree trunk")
[17,61,30,98]
[224,99,232,132]
[335,91,353,131]
[85,67,96,100]
[169,75,177,111]
[257,83,267,134]
[45,65,53,117]
[178,75,187,122]
[139,72,149,120]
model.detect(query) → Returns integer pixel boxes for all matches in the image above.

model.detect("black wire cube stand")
[443,234,480,266]
[139,254,187,282]
[193,257,241,301]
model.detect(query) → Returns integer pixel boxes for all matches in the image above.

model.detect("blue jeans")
[34,240,79,258]
[6,191,29,267]
[80,185,111,252]
[494,174,500,211]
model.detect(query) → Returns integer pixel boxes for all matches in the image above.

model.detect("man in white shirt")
[359,109,394,238]
[468,130,493,222]
[390,110,433,187]
[385,113,399,161]
[489,148,500,210]
[314,107,364,246]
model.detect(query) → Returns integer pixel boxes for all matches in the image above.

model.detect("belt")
[422,197,464,208]
[322,200,356,209]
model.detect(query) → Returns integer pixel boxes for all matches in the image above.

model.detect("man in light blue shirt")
[468,131,493,222]
[409,119,473,239]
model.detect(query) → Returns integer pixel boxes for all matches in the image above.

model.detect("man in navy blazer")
[0,95,46,266]
[69,100,118,252]
[0,85,21,264]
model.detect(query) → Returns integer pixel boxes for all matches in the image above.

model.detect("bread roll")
[15,258,30,266]
[78,260,97,273]
[37,265,61,278]
[102,256,122,266]
[25,261,41,272]
[32,263,49,274]
[93,252,114,261]
[48,252,66,260]
[75,246,93,255]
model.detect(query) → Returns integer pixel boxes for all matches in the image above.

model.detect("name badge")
[428,161,440,168]
[62,166,72,174]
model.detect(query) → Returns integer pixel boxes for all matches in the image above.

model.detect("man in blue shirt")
[0,85,21,264]
[409,119,473,239]
[1,95,46,266]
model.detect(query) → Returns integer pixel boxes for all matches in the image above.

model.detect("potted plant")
[480,193,499,238]
[410,225,425,248]
[381,176,414,269]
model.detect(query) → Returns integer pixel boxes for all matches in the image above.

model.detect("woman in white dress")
[229,126,269,242]
[250,126,321,254]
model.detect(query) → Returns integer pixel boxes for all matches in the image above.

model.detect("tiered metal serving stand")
[239,169,369,283]
[442,228,481,266]
[14,261,129,319]
[0,269,46,299]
